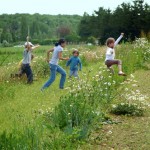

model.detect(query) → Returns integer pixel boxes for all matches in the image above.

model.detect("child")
[22,36,39,83]
[41,39,69,90]
[66,50,82,78]
[105,33,126,76]
[14,54,34,78]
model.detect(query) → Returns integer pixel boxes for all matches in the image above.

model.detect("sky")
[0,0,149,15]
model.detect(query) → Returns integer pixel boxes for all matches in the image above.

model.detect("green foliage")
[79,0,150,43]
[0,14,81,43]
[0,42,150,149]
[2,40,10,47]
[0,125,46,150]
[65,34,81,43]
[111,103,144,116]
[87,36,96,44]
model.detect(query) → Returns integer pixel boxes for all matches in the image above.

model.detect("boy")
[105,33,126,76]
[22,36,39,83]
[66,50,82,78]
[14,54,34,78]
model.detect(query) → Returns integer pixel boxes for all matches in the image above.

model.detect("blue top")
[66,56,82,71]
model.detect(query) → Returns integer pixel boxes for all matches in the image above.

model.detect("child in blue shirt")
[66,50,82,78]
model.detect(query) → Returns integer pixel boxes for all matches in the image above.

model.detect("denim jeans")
[42,64,66,89]
[22,64,33,83]
[69,70,79,78]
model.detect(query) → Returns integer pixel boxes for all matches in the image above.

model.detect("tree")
[20,16,28,40]
[56,26,71,38]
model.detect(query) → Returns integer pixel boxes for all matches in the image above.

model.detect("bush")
[31,39,40,44]
[87,36,96,45]
[111,103,144,116]
[45,93,101,140]
[2,40,10,47]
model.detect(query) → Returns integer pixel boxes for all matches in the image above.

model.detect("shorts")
[105,60,122,67]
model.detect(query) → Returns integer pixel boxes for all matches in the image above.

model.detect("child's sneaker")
[118,72,127,76]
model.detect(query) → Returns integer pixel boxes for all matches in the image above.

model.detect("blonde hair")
[106,38,115,46]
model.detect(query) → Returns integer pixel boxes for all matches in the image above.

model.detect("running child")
[22,36,39,83]
[11,54,34,78]
[66,50,82,78]
[105,33,126,76]
[41,39,69,90]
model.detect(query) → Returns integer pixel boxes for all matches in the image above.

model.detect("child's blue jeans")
[69,70,79,78]
[22,64,33,83]
[42,64,66,89]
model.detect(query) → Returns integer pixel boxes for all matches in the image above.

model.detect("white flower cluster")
[134,38,149,49]
[134,38,150,61]
[120,74,150,108]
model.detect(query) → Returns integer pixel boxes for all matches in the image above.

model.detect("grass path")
[90,70,150,150]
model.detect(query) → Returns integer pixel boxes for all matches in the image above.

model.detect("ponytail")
[55,42,59,46]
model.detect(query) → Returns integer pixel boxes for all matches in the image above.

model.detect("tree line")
[79,0,150,44]
[0,13,81,45]
[0,0,149,46]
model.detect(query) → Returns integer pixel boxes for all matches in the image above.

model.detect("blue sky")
[0,0,149,15]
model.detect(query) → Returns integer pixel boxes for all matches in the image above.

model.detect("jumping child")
[66,50,82,78]
[105,33,126,76]
[22,36,39,83]
[41,39,69,90]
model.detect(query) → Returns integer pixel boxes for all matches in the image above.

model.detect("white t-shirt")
[24,42,34,47]
[50,45,63,65]
[105,35,123,61]
[22,42,34,64]
[22,49,32,64]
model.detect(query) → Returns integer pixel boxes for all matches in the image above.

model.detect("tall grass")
[0,40,149,149]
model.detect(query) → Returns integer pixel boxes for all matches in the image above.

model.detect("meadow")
[0,39,150,149]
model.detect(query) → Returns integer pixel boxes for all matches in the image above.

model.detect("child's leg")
[69,70,74,78]
[105,60,114,74]
[56,65,66,89]
[41,64,57,89]
[106,60,125,75]
[117,60,126,75]
[73,70,79,79]
[118,60,122,73]
[25,65,33,83]
[108,67,114,74]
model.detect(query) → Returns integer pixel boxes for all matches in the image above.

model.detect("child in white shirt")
[105,33,126,76]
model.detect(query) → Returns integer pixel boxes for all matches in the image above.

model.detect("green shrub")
[111,103,144,116]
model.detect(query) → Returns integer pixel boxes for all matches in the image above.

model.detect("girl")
[105,33,126,76]
[41,39,69,90]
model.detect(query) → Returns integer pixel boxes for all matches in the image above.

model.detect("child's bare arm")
[58,52,69,60]
[114,33,124,47]
[46,48,54,62]
[31,45,40,50]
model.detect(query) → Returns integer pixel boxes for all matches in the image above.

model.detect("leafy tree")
[78,0,150,44]
[56,26,71,38]
[20,16,28,40]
